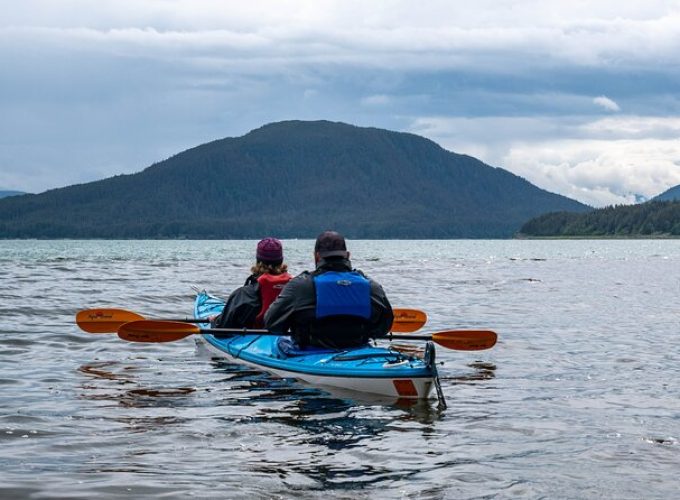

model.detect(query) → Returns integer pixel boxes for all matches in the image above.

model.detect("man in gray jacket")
[264,231,393,349]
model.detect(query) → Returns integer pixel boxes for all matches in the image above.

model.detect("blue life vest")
[314,271,371,319]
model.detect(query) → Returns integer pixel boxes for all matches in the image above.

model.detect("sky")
[2,1,680,206]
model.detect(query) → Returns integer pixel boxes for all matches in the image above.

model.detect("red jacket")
[215,272,292,329]
[254,273,293,327]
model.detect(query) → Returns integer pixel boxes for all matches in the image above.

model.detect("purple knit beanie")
[256,237,283,265]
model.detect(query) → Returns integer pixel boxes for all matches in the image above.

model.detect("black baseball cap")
[314,230,348,258]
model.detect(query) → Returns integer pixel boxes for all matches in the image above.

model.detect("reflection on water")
[78,361,136,383]
[71,352,450,494]
[200,360,450,491]
[78,361,199,410]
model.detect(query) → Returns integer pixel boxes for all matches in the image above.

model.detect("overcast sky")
[2,0,680,206]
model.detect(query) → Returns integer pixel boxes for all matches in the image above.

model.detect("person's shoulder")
[352,268,371,279]
[354,268,386,288]
[244,273,260,285]
[232,281,259,296]
[284,270,313,287]
[290,270,312,282]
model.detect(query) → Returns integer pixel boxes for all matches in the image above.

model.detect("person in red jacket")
[213,237,292,329]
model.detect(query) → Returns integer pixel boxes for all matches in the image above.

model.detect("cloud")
[410,114,680,206]
[361,94,391,106]
[503,139,680,206]
[593,96,621,112]
[580,116,680,139]
[2,1,680,197]
[3,3,680,74]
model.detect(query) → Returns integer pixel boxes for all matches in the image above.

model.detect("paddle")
[75,308,210,334]
[117,320,497,351]
[391,308,427,332]
[75,307,427,334]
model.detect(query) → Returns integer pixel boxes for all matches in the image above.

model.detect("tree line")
[518,201,680,237]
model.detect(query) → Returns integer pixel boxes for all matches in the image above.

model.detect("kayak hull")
[194,291,435,399]
[198,336,434,398]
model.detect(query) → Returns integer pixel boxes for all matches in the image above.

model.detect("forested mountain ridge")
[518,200,680,237]
[0,120,589,238]
[0,191,26,199]
[653,184,680,202]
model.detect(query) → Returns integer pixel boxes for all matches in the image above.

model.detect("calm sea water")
[0,239,678,499]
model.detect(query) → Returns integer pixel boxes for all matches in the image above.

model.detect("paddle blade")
[76,308,145,333]
[118,320,199,343]
[432,330,497,351]
[391,308,427,333]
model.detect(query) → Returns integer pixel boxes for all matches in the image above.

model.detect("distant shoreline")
[2,235,680,241]
[515,234,680,240]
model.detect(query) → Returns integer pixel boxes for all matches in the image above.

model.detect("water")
[1,239,678,499]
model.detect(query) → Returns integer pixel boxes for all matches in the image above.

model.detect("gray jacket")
[264,257,393,348]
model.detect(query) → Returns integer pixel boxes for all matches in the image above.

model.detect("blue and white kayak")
[194,291,436,399]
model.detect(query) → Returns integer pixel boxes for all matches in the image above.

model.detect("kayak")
[193,291,436,399]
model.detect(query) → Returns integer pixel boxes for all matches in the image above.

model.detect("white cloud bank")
[3,1,680,74]
[411,115,680,207]
[503,138,680,206]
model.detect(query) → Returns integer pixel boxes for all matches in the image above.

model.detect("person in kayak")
[264,230,393,349]
[213,237,293,329]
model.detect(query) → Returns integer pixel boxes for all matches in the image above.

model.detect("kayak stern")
[194,291,435,400]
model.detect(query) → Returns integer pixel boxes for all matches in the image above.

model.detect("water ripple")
[1,239,679,499]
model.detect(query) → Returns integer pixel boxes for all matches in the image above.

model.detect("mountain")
[0,190,26,199]
[653,184,680,202]
[518,200,680,237]
[0,120,589,239]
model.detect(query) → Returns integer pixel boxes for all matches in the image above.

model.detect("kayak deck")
[193,291,435,399]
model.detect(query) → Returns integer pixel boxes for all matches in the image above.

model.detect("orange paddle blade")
[432,330,497,351]
[118,320,200,343]
[76,308,145,333]
[391,308,427,332]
